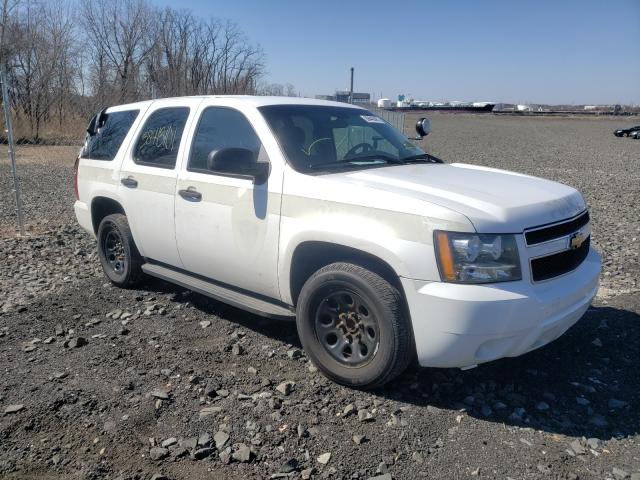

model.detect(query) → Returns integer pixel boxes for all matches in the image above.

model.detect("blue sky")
[154,0,639,105]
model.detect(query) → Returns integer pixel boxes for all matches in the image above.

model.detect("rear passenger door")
[174,104,282,299]
[119,99,201,268]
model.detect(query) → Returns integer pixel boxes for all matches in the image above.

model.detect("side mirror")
[415,117,431,138]
[207,147,269,184]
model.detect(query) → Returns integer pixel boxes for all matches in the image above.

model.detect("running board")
[141,263,295,320]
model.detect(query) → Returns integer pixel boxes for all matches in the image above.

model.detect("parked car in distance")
[630,130,640,139]
[74,96,601,389]
[613,125,640,137]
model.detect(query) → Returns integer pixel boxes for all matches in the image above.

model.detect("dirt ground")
[0,113,639,480]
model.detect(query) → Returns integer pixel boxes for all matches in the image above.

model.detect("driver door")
[174,105,282,299]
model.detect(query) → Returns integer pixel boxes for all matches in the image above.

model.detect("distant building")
[493,103,514,111]
[317,91,371,104]
[334,91,370,104]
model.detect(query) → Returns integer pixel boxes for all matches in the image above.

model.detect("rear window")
[81,110,139,160]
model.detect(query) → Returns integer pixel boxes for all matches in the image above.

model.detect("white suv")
[74,96,601,388]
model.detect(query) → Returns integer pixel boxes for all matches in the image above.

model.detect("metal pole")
[1,64,25,236]
[349,67,354,104]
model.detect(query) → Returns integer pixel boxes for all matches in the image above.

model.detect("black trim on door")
[178,188,202,201]
[120,177,138,188]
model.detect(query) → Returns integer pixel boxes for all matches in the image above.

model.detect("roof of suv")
[109,95,367,111]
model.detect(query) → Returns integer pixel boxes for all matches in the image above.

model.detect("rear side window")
[189,107,262,172]
[81,110,139,160]
[133,107,190,168]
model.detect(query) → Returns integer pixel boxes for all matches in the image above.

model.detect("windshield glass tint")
[258,105,425,172]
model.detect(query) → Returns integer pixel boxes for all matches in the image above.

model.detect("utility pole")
[349,67,354,104]
[1,64,25,236]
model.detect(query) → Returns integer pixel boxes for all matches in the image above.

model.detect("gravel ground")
[0,114,639,480]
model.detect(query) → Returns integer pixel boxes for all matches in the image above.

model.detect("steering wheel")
[345,142,373,159]
[304,137,332,155]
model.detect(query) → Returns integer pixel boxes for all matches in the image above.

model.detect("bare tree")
[7,2,74,138]
[0,0,20,60]
[259,82,298,97]
[48,2,80,129]
[81,0,155,103]
[155,8,194,96]
[260,83,284,96]
[285,83,297,97]
[146,10,265,97]
[2,0,270,141]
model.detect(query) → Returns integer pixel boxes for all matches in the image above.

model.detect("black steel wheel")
[314,288,380,367]
[103,228,126,275]
[296,262,413,389]
[97,213,143,288]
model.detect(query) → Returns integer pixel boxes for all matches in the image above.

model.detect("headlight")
[434,231,522,283]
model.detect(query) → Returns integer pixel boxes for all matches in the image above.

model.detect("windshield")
[258,105,431,173]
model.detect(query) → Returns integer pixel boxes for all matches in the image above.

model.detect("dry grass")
[11,145,80,165]
[2,114,87,145]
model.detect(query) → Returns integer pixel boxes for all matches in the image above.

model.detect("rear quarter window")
[81,110,139,160]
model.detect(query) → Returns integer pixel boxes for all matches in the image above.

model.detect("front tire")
[296,262,412,389]
[97,213,143,288]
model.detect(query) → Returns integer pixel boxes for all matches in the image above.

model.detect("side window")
[133,107,190,168]
[189,107,263,173]
[81,110,139,160]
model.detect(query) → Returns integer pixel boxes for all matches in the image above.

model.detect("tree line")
[0,0,296,142]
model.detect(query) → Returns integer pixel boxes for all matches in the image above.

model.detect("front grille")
[530,236,590,282]
[525,211,590,245]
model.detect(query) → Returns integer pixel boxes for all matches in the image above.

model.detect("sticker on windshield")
[360,115,385,124]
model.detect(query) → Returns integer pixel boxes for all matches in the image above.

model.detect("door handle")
[178,187,202,202]
[121,176,138,188]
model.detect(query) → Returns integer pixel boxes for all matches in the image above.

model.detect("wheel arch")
[287,240,407,307]
[90,196,126,235]
[289,241,418,379]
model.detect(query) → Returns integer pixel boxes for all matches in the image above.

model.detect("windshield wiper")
[308,161,361,170]
[400,153,443,164]
[308,153,443,171]
[309,155,405,170]
[348,154,406,164]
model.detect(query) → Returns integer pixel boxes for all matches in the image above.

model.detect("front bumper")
[402,247,601,368]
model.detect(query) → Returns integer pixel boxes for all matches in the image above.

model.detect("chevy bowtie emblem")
[569,231,587,250]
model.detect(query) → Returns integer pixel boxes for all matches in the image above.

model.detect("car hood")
[325,163,586,233]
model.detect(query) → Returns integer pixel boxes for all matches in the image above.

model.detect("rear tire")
[97,213,143,288]
[296,262,412,389]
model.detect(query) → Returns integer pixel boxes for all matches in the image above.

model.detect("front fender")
[277,168,476,304]
[278,219,439,305]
